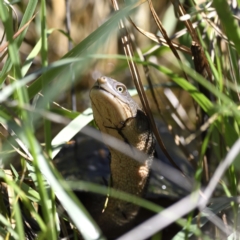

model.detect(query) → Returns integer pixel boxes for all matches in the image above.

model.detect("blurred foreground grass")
[1,0,240,239]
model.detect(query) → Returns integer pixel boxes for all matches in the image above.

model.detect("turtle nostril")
[97,76,107,85]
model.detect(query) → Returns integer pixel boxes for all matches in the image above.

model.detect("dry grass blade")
[195,4,236,47]
[111,0,187,176]
[1,123,33,161]
[117,191,201,240]
[4,143,33,162]
[0,13,37,53]
[172,1,212,82]
[142,10,219,57]
[129,18,191,54]
[172,1,213,183]
[162,89,197,167]
[200,208,234,236]
[2,1,239,238]
[148,0,189,64]
[199,138,240,209]
[127,26,195,169]
[185,113,219,145]
[118,184,238,240]
[171,0,198,41]
[127,27,163,119]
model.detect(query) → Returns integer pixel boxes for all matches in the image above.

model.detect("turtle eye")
[116,85,126,93]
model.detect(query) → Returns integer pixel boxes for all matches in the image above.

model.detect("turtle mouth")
[90,87,135,123]
[91,85,122,103]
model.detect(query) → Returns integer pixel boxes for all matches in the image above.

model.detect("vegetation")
[0,0,240,239]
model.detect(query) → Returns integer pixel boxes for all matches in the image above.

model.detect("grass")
[0,0,240,239]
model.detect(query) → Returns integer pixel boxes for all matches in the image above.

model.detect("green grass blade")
[27,1,140,99]
[213,0,240,55]
[33,142,105,240]
[21,29,55,76]
[52,108,93,158]
[0,0,38,82]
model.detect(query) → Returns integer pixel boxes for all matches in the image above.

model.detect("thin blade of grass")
[27,1,141,99]
[51,108,93,158]
[0,0,38,82]
[213,0,240,55]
